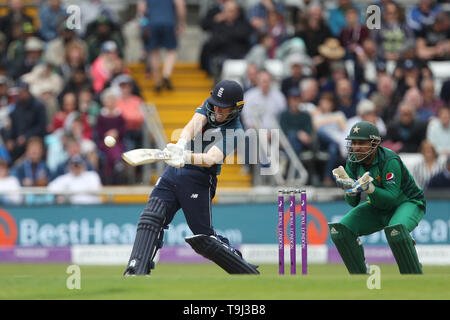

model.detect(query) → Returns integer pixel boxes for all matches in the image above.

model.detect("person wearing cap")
[90,40,121,93]
[124,80,260,276]
[48,154,102,205]
[86,14,123,64]
[330,121,426,274]
[9,36,44,80]
[0,0,33,46]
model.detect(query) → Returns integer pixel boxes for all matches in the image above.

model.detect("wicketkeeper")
[330,121,425,274]
[124,80,259,276]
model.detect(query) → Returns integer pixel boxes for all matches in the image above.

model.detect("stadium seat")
[264,59,285,82]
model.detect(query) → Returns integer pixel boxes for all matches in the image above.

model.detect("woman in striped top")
[411,140,446,189]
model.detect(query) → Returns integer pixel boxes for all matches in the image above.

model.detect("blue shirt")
[145,0,176,26]
[189,100,244,175]
[39,4,67,42]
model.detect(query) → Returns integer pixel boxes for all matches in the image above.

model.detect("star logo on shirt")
[375,174,381,183]
[353,126,360,134]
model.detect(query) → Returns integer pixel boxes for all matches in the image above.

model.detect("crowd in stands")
[0,0,148,203]
[200,0,450,189]
[0,0,449,204]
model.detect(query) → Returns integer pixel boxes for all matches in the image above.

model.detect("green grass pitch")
[0,263,449,300]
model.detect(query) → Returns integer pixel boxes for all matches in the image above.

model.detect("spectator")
[320,60,349,95]
[418,78,444,121]
[241,63,259,92]
[312,92,346,186]
[328,0,364,37]
[245,32,274,68]
[138,0,186,92]
[0,0,33,46]
[316,38,346,84]
[371,2,415,61]
[38,0,67,42]
[416,11,450,61]
[12,136,50,186]
[427,106,450,155]
[427,155,450,189]
[60,66,91,101]
[50,92,79,133]
[78,86,101,128]
[6,21,36,72]
[0,158,21,204]
[21,61,64,99]
[280,54,306,98]
[79,0,118,37]
[114,74,145,151]
[96,89,126,185]
[294,5,332,68]
[393,59,424,103]
[384,102,428,153]
[407,0,442,34]
[48,154,102,204]
[265,9,288,57]
[411,140,446,189]
[44,21,88,69]
[440,79,450,105]
[201,0,252,78]
[90,41,121,94]
[338,6,370,57]
[0,75,15,140]
[9,36,44,81]
[241,69,286,130]
[247,0,286,36]
[6,81,47,162]
[279,87,313,158]
[299,77,319,113]
[335,78,359,119]
[86,14,124,64]
[353,38,386,92]
[370,73,397,122]
[59,41,88,83]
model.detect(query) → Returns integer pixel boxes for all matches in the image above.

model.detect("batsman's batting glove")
[163,148,191,168]
[332,166,355,190]
[345,172,375,195]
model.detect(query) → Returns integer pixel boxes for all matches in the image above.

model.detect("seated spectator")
[279,87,313,157]
[335,78,359,119]
[0,0,33,46]
[328,0,364,37]
[316,38,346,84]
[440,79,450,105]
[59,41,88,83]
[79,0,118,38]
[21,61,64,99]
[427,155,450,189]
[384,102,428,153]
[411,140,446,189]
[369,73,397,122]
[50,92,79,133]
[0,75,16,139]
[245,32,274,68]
[338,6,370,57]
[280,54,306,98]
[247,0,286,36]
[299,77,319,113]
[392,59,426,103]
[353,38,386,92]
[6,21,36,73]
[0,158,21,204]
[427,106,450,155]
[241,63,259,92]
[406,0,442,33]
[241,69,286,130]
[44,21,88,69]
[6,81,47,162]
[59,66,91,101]
[9,36,44,81]
[416,11,450,61]
[202,0,252,77]
[312,92,346,186]
[417,78,444,121]
[86,14,124,64]
[38,0,67,42]
[371,2,415,61]
[12,136,50,186]
[48,155,102,205]
[294,5,332,71]
[90,41,122,94]
[114,74,145,151]
[320,60,349,95]
[78,86,101,128]
[51,135,95,179]
[266,9,288,57]
[96,89,126,185]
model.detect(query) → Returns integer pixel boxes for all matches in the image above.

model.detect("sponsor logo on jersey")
[386,172,395,183]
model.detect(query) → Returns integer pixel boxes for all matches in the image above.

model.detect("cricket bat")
[122,148,172,166]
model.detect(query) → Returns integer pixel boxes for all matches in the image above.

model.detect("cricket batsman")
[329,121,425,274]
[124,80,259,275]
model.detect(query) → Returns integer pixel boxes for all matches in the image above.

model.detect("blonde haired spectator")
[411,140,446,189]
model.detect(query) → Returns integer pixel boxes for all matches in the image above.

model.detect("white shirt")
[427,118,450,155]
[242,87,286,130]
[48,171,103,204]
[0,176,22,204]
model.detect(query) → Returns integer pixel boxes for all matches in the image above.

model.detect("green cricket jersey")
[344,146,425,211]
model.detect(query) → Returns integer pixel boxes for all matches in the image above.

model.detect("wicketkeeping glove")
[332,166,355,190]
[345,172,375,195]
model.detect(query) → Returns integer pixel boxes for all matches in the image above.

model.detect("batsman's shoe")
[185,234,259,274]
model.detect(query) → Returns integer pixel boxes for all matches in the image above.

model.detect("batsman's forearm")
[189,153,216,168]
[180,114,207,142]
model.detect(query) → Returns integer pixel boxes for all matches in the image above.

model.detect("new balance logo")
[330,227,338,234]
[390,229,400,237]
[191,194,199,199]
